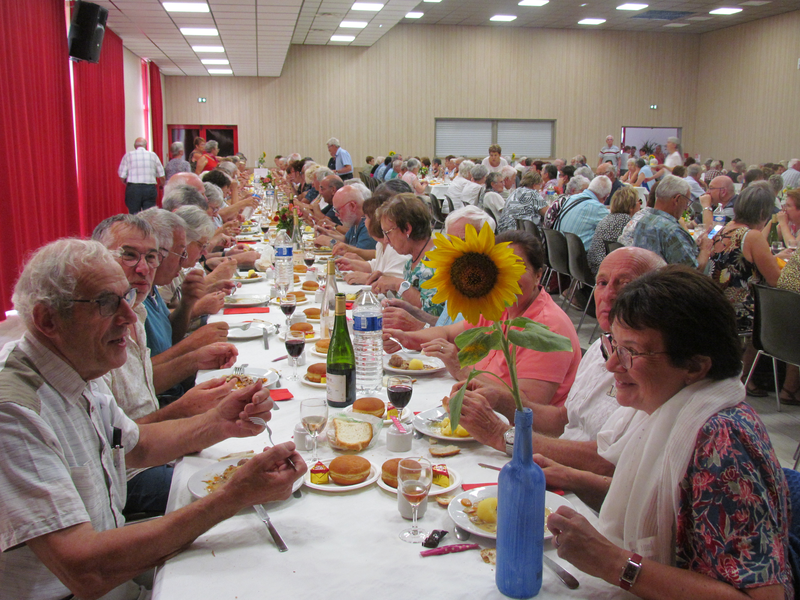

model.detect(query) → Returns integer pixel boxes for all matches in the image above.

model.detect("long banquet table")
[151,262,625,600]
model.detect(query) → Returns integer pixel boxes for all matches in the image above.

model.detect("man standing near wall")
[597,135,621,169]
[326,137,353,181]
[118,137,165,214]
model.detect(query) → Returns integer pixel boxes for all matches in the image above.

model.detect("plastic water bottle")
[274,229,293,296]
[713,204,727,227]
[352,286,383,395]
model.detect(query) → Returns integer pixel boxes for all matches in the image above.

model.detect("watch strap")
[619,553,643,591]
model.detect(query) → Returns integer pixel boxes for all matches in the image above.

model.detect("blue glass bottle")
[496,407,546,598]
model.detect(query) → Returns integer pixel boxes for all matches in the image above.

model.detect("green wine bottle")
[326,293,355,408]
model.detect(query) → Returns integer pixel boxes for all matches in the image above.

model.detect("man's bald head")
[134,137,148,149]
[319,175,344,203]
[165,172,205,196]
[594,247,666,332]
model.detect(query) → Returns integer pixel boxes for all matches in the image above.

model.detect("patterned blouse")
[587,213,631,274]
[404,254,444,317]
[497,187,547,233]
[708,227,759,333]
[676,402,793,598]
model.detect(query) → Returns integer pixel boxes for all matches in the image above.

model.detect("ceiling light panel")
[351,3,383,11]
[192,45,225,52]
[340,21,368,28]
[163,3,210,13]
[180,28,218,36]
[405,12,423,18]
[200,58,229,64]
[330,35,356,41]
[709,7,743,15]
[518,0,549,6]
[207,68,232,74]
[578,18,606,24]
[617,3,648,10]
[490,15,517,21]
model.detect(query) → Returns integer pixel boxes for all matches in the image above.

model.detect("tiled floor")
[555,292,800,469]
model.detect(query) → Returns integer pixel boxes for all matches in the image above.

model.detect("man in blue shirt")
[327,137,353,180]
[556,175,611,251]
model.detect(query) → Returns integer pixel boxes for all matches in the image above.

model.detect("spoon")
[453,525,471,541]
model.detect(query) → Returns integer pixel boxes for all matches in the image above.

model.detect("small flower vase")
[496,407,546,598]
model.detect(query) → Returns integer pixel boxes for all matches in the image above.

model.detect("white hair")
[91,214,153,248]
[174,205,215,242]
[470,164,489,182]
[216,162,237,177]
[501,165,517,179]
[162,184,208,212]
[314,168,333,183]
[406,158,420,171]
[13,239,118,329]
[326,138,340,147]
[587,174,612,199]
[203,182,224,207]
[655,174,690,201]
[458,160,475,177]
[139,208,187,250]
[170,141,183,156]
[204,140,219,151]
[574,166,594,180]
[566,175,591,195]
[344,180,371,202]
[445,205,495,234]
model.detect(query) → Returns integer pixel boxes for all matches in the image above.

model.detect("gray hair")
[734,181,776,227]
[566,175,591,195]
[392,159,403,169]
[711,160,722,170]
[470,164,489,182]
[458,160,475,177]
[627,158,636,167]
[655,174,690,201]
[406,158,420,171]
[344,180,371,201]
[91,214,153,248]
[769,174,784,195]
[170,141,184,156]
[13,239,119,329]
[314,168,333,183]
[485,172,504,188]
[587,174,612,199]
[163,184,209,212]
[203,182,224,208]
[687,164,703,178]
[217,162,237,177]
[574,166,594,180]
[139,207,187,250]
[205,140,219,152]
[326,137,340,147]
[174,205,215,242]
[445,205,496,234]
[501,165,517,180]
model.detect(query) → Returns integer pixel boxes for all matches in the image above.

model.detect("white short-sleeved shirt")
[0,333,140,600]
[369,242,410,279]
[118,147,165,184]
[560,338,620,442]
[481,156,508,173]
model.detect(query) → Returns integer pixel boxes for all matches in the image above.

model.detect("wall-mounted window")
[435,119,554,158]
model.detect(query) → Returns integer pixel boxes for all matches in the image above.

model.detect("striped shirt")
[118,147,165,184]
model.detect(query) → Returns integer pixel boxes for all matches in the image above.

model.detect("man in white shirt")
[0,238,304,600]
[118,137,165,214]
[446,160,474,210]
[481,144,508,173]
[782,158,800,190]
[597,135,621,168]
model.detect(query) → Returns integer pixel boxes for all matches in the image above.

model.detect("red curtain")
[73,27,126,234]
[149,61,164,206]
[0,0,81,316]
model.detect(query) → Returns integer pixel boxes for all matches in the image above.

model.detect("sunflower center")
[449,252,498,298]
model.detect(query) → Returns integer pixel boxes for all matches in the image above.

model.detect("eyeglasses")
[161,247,189,262]
[383,225,398,237]
[71,288,137,317]
[600,334,670,370]
[114,247,162,269]
[332,200,354,218]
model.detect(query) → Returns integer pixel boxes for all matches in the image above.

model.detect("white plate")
[303,458,380,492]
[376,464,462,496]
[413,406,509,443]
[326,412,383,451]
[227,323,276,341]
[383,353,446,375]
[278,331,320,343]
[343,404,411,425]
[310,348,328,358]
[233,275,266,284]
[448,487,574,540]
[188,459,303,499]
[236,235,262,243]
[301,374,327,388]
[224,295,267,308]
[196,366,279,389]
[269,298,311,307]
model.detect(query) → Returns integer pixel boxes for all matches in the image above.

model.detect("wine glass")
[285,330,305,381]
[772,241,785,255]
[280,293,296,335]
[387,375,413,420]
[398,457,433,543]
[304,251,316,268]
[316,259,328,287]
[300,398,328,463]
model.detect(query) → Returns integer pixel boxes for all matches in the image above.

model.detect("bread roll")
[332,418,373,451]
[302,280,319,292]
[306,363,327,383]
[304,307,321,319]
[329,456,371,486]
[381,458,401,488]
[315,339,330,353]
[291,291,307,302]
[290,322,314,338]
[352,397,385,418]
[294,264,308,273]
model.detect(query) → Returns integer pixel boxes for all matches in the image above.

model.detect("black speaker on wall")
[68,1,108,64]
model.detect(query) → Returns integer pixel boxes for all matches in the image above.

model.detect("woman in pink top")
[401,158,426,194]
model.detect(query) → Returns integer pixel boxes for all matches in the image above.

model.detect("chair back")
[752,285,800,366]
[565,232,595,286]
[484,205,499,228]
[429,195,447,229]
[444,195,455,213]
[542,228,570,275]
[516,219,543,242]
[604,240,623,255]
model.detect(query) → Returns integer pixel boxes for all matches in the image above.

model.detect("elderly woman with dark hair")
[385,230,581,406]
[368,193,442,316]
[539,266,792,600]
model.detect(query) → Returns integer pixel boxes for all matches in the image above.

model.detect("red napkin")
[461,483,498,491]
[345,301,354,310]
[270,388,294,401]
[223,307,270,315]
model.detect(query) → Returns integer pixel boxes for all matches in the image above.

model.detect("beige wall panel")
[165,24,701,164]
[695,10,800,165]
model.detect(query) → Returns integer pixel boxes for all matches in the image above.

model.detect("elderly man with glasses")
[0,238,303,600]
[315,185,377,258]
[698,175,738,230]
[631,175,712,270]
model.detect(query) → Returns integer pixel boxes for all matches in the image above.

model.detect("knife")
[478,463,503,472]
[253,504,288,552]
[543,555,579,589]
[262,325,270,350]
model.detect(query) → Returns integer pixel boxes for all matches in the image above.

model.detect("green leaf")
[505,319,574,353]
[447,370,482,432]
[455,327,503,367]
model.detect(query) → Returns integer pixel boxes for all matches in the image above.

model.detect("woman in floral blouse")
[537,266,792,599]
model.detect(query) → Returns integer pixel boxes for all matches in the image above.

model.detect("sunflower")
[422,222,525,325]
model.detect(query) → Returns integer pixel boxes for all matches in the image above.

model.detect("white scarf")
[598,377,744,564]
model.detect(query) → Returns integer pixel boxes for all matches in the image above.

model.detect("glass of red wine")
[285,330,305,381]
[387,375,413,420]
[304,251,316,268]
[280,293,296,336]
[398,457,433,543]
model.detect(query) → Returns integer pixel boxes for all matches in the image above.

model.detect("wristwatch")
[397,281,412,296]
[619,553,643,591]
[503,427,515,456]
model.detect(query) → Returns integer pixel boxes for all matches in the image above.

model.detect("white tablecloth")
[151,269,624,600]
[427,182,451,200]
